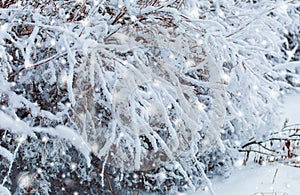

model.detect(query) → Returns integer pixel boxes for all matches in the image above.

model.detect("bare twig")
[240,124,300,165]
[112,6,127,25]
[104,171,114,195]
[272,168,278,184]
[177,0,184,9]
[8,52,68,81]
[226,0,295,38]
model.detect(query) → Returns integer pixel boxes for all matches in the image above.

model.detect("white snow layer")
[0,111,91,167]
[0,185,10,195]
[0,111,35,137]
[281,93,300,124]
[190,164,300,195]
[0,146,13,162]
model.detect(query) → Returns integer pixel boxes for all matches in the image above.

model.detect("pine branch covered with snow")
[0,0,300,194]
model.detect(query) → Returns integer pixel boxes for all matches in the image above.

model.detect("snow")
[281,93,300,124]
[54,125,92,167]
[210,164,300,195]
[0,146,13,162]
[0,185,10,195]
[189,93,300,194]
[17,171,32,189]
[0,111,35,137]
[0,0,300,194]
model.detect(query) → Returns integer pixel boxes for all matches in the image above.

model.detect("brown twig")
[112,6,127,25]
[272,168,278,184]
[181,134,191,150]
[238,149,275,157]
[71,0,88,22]
[104,171,114,195]
[151,0,160,6]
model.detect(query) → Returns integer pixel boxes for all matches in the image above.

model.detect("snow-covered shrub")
[1,0,300,194]
[273,4,300,91]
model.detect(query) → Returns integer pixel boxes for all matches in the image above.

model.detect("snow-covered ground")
[191,93,300,195]
[211,163,300,195]
[281,93,300,125]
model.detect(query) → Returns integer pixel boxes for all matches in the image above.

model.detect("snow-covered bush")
[1,0,300,194]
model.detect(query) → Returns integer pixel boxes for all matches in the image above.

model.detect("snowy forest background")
[0,0,300,194]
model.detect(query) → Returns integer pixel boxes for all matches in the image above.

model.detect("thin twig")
[8,52,68,80]
[112,6,127,25]
[272,168,278,184]
[238,149,277,156]
[177,0,184,9]
[226,0,295,38]
[71,0,88,22]
[104,171,114,195]
[1,142,22,185]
